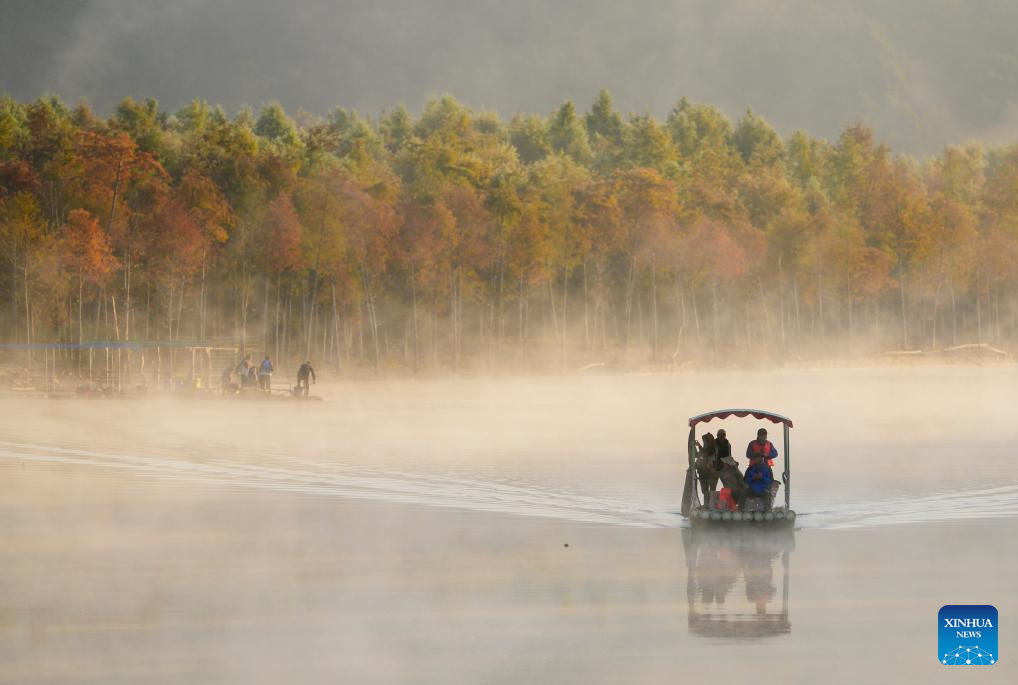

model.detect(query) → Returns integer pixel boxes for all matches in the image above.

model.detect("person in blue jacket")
[257,355,274,391]
[744,456,774,503]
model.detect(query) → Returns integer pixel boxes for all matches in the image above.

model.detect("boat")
[681,408,797,528]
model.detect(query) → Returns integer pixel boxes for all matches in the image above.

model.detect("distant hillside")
[3,0,1018,153]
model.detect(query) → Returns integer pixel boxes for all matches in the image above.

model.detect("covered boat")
[681,408,796,528]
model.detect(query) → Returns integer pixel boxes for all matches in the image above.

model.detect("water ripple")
[2,441,1016,530]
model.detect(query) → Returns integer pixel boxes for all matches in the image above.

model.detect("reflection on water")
[682,527,794,638]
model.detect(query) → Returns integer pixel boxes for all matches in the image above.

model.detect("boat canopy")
[688,409,793,428]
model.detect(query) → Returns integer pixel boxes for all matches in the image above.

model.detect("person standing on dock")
[220,366,236,395]
[258,355,274,391]
[236,354,253,387]
[297,361,316,397]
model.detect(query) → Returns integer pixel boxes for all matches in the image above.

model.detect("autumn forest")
[1,91,1016,377]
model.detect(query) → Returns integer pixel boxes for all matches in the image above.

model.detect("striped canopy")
[688,409,793,428]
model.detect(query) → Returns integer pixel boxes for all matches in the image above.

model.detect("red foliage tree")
[62,208,119,287]
[259,191,303,274]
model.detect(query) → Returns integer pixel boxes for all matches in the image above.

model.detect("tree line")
[1,90,1016,377]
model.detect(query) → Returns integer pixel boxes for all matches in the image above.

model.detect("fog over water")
[1,365,1017,682]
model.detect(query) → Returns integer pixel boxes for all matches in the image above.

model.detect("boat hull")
[688,507,796,529]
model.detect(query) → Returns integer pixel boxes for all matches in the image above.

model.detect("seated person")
[717,455,751,510]
[744,456,774,509]
[746,428,778,467]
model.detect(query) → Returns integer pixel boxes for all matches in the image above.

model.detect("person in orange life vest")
[746,428,778,467]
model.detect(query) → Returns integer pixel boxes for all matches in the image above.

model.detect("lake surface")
[1,366,1016,683]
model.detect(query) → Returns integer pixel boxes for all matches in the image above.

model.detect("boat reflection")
[682,526,794,638]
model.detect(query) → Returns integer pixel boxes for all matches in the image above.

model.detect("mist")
[1,368,1017,682]
[6,0,1018,153]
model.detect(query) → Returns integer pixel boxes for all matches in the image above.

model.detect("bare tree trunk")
[846,272,854,355]
[793,279,801,354]
[274,277,282,364]
[975,268,982,343]
[817,269,825,344]
[623,255,636,352]
[949,280,957,346]
[176,279,187,341]
[24,263,32,368]
[778,254,785,346]
[711,277,719,362]
[286,286,294,362]
[361,267,380,373]
[240,268,250,353]
[451,269,459,371]
[650,262,658,360]
[518,272,525,362]
[432,296,438,369]
[759,278,771,352]
[744,297,752,353]
[899,263,909,349]
[692,291,701,346]
[931,278,943,350]
[410,266,419,373]
[994,288,1001,343]
[547,265,559,342]
[263,271,270,353]
[677,276,687,358]
[111,294,121,390]
[199,246,208,340]
[523,276,530,362]
[586,262,594,352]
[561,267,568,369]
[94,286,104,340]
[11,250,18,344]
[331,282,342,374]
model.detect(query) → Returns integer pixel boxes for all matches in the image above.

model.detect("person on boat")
[716,428,732,462]
[296,361,316,397]
[745,456,774,509]
[746,428,778,467]
[258,355,274,391]
[695,432,720,504]
[717,455,750,509]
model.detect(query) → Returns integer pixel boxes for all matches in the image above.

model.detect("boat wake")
[1,441,1015,530]
[0,441,676,528]
[799,485,1018,529]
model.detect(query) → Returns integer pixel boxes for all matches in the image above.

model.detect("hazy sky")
[3,0,1018,153]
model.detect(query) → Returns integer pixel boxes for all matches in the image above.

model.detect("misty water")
[1,365,1016,683]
